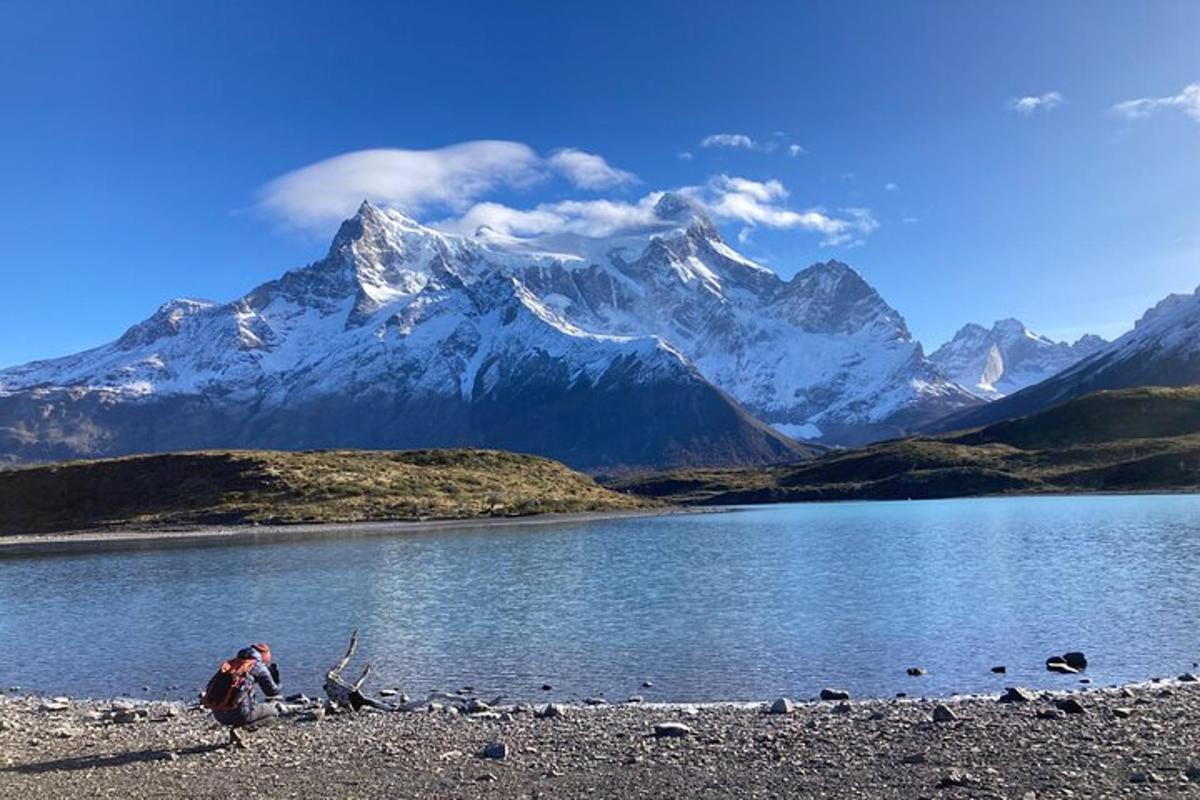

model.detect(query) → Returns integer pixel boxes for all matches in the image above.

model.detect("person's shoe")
[228,727,246,749]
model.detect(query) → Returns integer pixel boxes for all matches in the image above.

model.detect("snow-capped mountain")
[931,285,1200,432]
[929,319,1107,399]
[0,196,976,468]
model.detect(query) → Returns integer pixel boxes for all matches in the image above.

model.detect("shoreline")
[0,507,713,557]
[4,680,1198,797]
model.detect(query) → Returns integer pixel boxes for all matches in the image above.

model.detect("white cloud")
[700,133,757,149]
[1112,82,1200,123]
[436,195,662,239]
[902,216,919,225]
[260,141,544,229]
[678,151,694,160]
[787,144,806,157]
[547,148,638,189]
[260,141,638,229]
[1009,91,1063,115]
[436,174,878,247]
[690,175,878,246]
[884,182,899,192]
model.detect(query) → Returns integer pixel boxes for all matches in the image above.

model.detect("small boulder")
[1054,697,1086,715]
[1046,659,1078,675]
[540,684,553,691]
[932,704,957,722]
[1037,708,1065,720]
[466,698,491,714]
[480,741,508,760]
[1178,672,1199,683]
[535,703,565,719]
[769,697,795,715]
[584,697,608,706]
[626,695,644,704]
[990,665,1006,674]
[998,687,1036,704]
[1113,707,1135,719]
[379,689,398,697]
[1063,651,1088,670]
[39,699,70,712]
[906,667,926,677]
[820,688,850,702]
[653,721,693,738]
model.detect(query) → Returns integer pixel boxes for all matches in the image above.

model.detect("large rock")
[653,722,693,739]
[1063,651,1088,670]
[932,704,957,722]
[819,688,850,702]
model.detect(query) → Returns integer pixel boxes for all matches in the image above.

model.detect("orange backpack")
[201,658,257,711]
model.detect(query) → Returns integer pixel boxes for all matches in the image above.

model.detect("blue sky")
[1,1,1198,368]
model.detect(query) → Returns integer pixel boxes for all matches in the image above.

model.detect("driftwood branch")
[323,630,392,712]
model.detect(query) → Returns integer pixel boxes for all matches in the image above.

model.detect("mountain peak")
[653,191,703,222]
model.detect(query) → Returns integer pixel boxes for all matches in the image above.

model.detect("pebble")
[768,697,794,715]
[1130,771,1163,784]
[939,768,974,788]
[1113,707,1135,719]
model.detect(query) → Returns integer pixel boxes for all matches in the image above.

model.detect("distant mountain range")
[0,198,977,469]
[0,195,1195,470]
[929,319,1107,399]
[933,285,1200,433]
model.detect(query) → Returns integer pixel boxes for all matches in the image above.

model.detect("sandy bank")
[0,507,711,557]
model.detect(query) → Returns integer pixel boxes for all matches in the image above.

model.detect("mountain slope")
[0,197,974,467]
[613,386,1200,504]
[929,319,1106,399]
[931,285,1200,432]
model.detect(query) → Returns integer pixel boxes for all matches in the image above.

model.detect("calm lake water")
[2,495,1199,703]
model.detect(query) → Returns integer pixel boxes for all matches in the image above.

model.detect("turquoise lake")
[1,494,1198,703]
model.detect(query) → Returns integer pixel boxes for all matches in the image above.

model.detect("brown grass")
[0,449,652,535]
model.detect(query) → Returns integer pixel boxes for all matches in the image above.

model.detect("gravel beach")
[3,682,1200,798]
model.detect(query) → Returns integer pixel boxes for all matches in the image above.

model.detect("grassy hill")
[612,387,1200,505]
[0,449,652,535]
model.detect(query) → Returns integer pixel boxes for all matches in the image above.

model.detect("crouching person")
[201,642,281,747]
